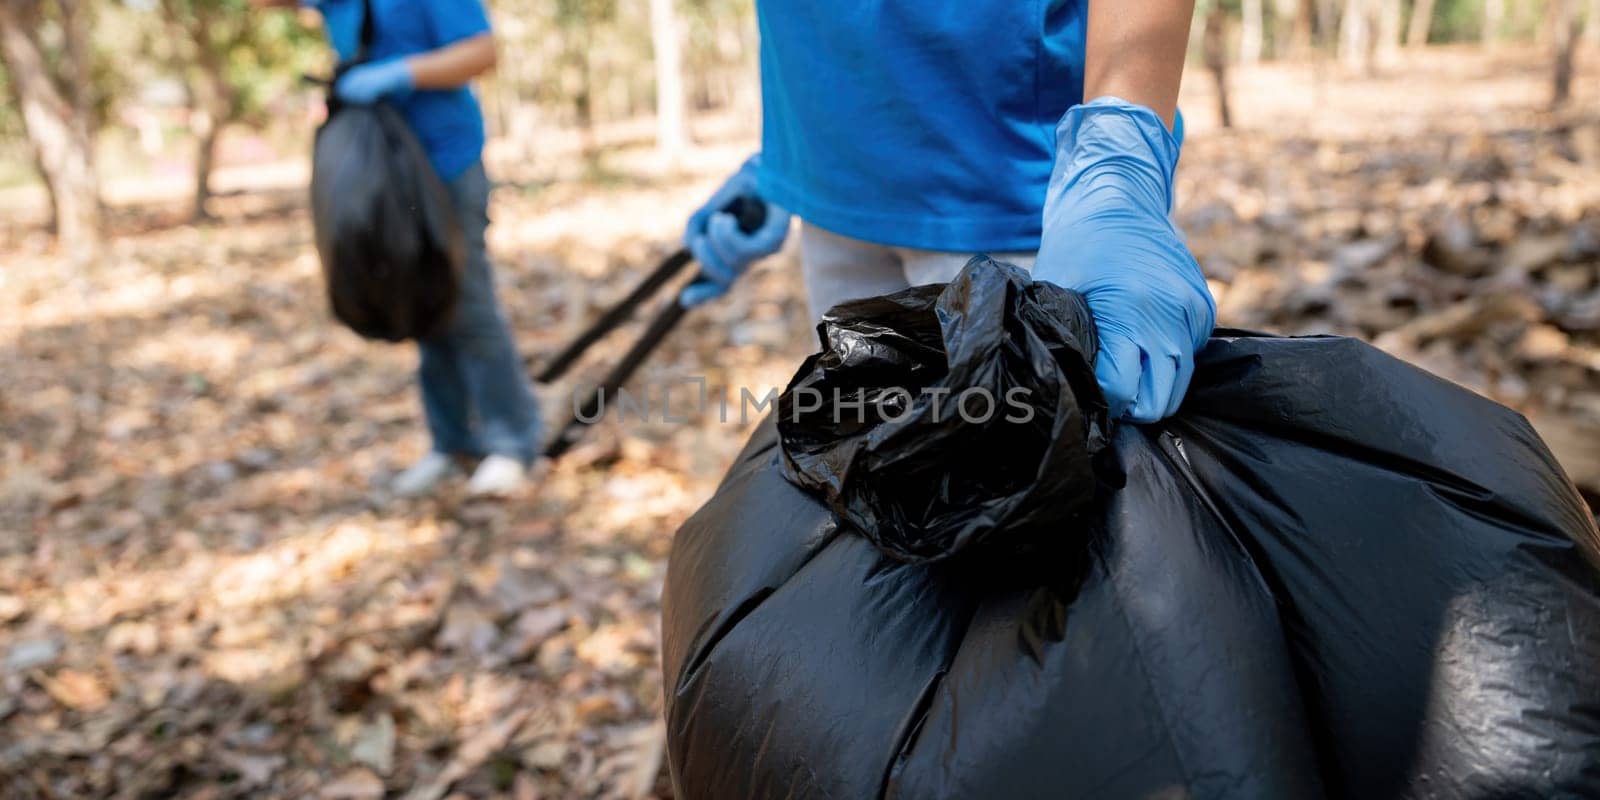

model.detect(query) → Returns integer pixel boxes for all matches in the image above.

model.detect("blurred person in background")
[684,2,1215,424]
[254,0,543,497]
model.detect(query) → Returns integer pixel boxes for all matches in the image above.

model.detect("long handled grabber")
[539,196,768,460]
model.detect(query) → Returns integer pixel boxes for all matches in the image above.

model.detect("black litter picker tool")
[538,195,768,460]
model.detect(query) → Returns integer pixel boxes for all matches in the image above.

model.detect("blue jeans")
[419,162,542,464]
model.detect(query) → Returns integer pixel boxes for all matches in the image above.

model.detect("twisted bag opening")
[777,256,1111,563]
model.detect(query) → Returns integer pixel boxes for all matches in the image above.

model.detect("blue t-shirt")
[318,0,491,181]
[756,0,1088,252]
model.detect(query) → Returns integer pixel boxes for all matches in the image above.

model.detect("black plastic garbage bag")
[662,257,1600,799]
[777,261,1110,563]
[310,102,463,342]
[1168,334,1600,798]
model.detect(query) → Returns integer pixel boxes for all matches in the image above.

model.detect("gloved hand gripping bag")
[310,102,463,342]
[777,258,1112,563]
[662,257,1600,799]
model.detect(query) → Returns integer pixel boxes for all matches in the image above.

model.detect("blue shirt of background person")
[316,0,491,180]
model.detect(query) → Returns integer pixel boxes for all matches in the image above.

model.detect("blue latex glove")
[680,156,792,308]
[334,58,415,105]
[1034,97,1215,423]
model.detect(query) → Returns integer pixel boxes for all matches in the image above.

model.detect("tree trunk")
[32,146,60,235]
[559,18,600,160]
[649,0,687,164]
[1316,0,1339,48]
[1204,6,1234,128]
[193,115,221,221]
[58,0,94,128]
[1483,0,1505,50]
[1,50,55,234]
[1407,0,1438,47]
[189,53,234,221]
[1241,0,1265,64]
[576,60,598,159]
[1339,0,1371,68]
[1551,0,1580,107]
[1276,0,1309,57]
[1374,0,1403,65]
[161,0,237,222]
[51,0,100,233]
[0,0,102,256]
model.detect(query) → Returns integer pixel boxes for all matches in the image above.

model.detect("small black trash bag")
[662,256,1600,800]
[310,101,463,342]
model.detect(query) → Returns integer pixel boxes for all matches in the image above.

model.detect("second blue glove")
[681,156,792,308]
[334,58,414,105]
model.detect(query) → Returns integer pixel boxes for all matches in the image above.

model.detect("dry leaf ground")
[2,46,1597,798]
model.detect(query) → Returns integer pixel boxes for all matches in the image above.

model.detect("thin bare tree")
[158,0,239,222]
[1550,0,1580,107]
[1374,0,1403,64]
[1339,0,1371,68]
[1483,0,1506,50]
[1241,0,1265,64]
[1316,0,1339,48]
[1204,4,1233,128]
[1276,0,1312,57]
[649,0,687,164]
[1407,0,1438,47]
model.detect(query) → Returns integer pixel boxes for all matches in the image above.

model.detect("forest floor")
[2,46,1598,799]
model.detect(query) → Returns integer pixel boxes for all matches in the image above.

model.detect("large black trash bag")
[661,257,1600,799]
[1166,335,1600,798]
[777,259,1111,563]
[665,419,1325,800]
[310,101,463,342]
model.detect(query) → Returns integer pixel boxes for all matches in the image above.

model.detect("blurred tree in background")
[0,0,103,257]
[0,0,1592,248]
[1194,0,1593,125]
[479,0,751,163]
[150,0,323,219]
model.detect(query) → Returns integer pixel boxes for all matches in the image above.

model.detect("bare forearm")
[405,33,496,89]
[1083,0,1195,128]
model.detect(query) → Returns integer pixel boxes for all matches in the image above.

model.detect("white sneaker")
[391,452,460,497]
[466,455,528,497]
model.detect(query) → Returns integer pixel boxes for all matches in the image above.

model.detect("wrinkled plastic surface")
[1168,334,1600,798]
[310,102,462,342]
[662,258,1600,800]
[778,259,1110,563]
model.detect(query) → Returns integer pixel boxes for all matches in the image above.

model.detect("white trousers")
[799,223,1037,323]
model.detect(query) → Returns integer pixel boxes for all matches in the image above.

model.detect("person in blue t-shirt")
[683,2,1215,424]
[256,0,542,497]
